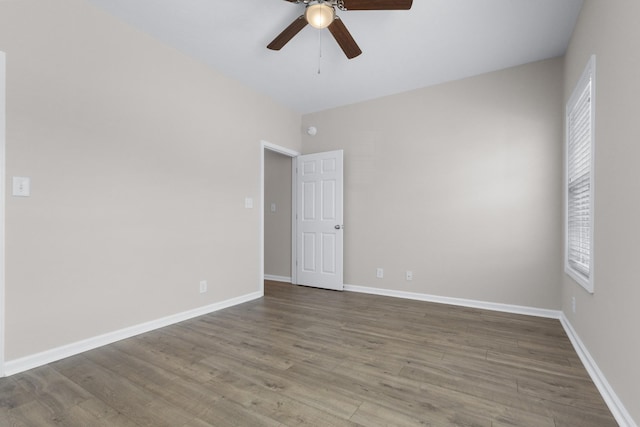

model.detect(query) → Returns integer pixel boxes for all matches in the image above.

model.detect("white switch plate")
[244,197,253,209]
[406,271,413,281]
[271,203,276,212]
[12,176,30,197]
[376,268,384,278]
[199,280,208,293]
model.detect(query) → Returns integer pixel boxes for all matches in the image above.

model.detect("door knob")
[335,225,343,230]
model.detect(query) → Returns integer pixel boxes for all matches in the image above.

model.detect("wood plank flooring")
[0,281,618,426]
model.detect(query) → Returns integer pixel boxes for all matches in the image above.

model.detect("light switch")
[12,177,30,197]
[271,203,276,213]
[244,197,253,209]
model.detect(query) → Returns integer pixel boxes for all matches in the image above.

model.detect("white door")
[295,150,344,291]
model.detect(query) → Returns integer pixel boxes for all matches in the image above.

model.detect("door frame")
[1,51,7,376]
[260,140,300,295]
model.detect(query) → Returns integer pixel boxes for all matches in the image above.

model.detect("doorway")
[260,142,345,293]
[260,141,299,295]
[264,149,294,283]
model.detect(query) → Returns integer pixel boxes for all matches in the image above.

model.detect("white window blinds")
[566,55,595,292]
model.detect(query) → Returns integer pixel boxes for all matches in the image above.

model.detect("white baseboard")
[344,284,561,319]
[264,274,292,283]
[343,283,635,427]
[559,314,637,427]
[4,291,263,377]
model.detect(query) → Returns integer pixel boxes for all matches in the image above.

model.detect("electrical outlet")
[571,296,576,313]
[376,268,384,279]
[406,271,413,281]
[200,280,208,294]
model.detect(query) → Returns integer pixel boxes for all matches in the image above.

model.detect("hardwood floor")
[0,281,618,426]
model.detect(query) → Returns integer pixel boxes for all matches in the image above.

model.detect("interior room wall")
[302,57,564,310]
[0,0,301,361]
[562,0,640,423]
[264,150,292,280]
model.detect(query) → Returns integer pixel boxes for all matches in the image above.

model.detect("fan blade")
[341,0,413,10]
[328,17,362,59]
[267,16,308,51]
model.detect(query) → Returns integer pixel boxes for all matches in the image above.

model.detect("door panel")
[295,150,344,290]
[302,232,316,271]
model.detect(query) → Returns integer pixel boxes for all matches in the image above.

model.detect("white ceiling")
[86,0,583,114]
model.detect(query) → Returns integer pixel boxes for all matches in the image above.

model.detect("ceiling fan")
[267,0,413,59]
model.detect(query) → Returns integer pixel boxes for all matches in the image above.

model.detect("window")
[565,55,595,293]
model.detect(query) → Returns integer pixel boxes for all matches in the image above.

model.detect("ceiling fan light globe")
[305,3,335,29]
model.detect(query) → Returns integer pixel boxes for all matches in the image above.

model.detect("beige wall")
[264,150,292,279]
[0,0,301,360]
[563,0,640,423]
[302,58,564,310]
